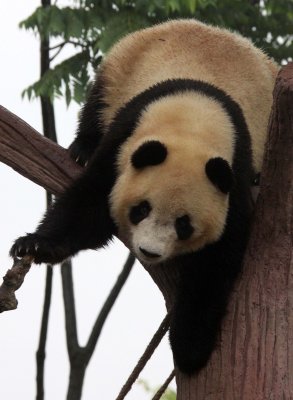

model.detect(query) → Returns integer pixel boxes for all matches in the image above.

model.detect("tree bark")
[0,105,81,194]
[173,64,293,399]
[0,63,292,398]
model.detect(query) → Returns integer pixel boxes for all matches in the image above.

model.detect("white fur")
[131,217,175,264]
[110,94,231,262]
[100,19,278,172]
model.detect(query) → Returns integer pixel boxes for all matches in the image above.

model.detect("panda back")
[99,19,278,172]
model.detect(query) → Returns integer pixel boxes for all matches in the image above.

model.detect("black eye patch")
[131,140,167,169]
[205,157,234,194]
[129,200,152,225]
[175,215,194,241]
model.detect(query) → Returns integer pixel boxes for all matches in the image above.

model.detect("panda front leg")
[169,255,234,374]
[10,164,116,265]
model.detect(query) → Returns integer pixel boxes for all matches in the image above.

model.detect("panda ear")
[131,140,168,169]
[205,157,234,194]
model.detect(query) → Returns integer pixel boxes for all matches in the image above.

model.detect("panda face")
[110,140,233,265]
[109,93,234,264]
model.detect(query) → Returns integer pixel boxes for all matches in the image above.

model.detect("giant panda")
[10,20,278,374]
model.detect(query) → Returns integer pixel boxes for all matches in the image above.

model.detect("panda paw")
[68,136,97,167]
[169,318,216,374]
[172,343,211,375]
[10,234,65,265]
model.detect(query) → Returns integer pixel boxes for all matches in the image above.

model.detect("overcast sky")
[0,2,174,399]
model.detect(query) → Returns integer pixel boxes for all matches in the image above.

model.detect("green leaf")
[99,11,150,53]
[166,0,181,13]
[63,8,84,39]
[65,83,72,106]
[185,0,197,13]
[48,6,65,36]
[22,51,90,105]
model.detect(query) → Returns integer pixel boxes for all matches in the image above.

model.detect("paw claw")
[10,234,65,265]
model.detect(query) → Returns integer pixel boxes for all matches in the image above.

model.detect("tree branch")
[61,260,80,357]
[0,256,33,312]
[36,266,53,400]
[0,105,81,195]
[49,42,66,62]
[85,252,135,357]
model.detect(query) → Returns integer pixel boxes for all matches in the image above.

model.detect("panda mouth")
[139,247,161,259]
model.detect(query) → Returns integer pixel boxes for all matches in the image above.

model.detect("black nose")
[139,247,161,258]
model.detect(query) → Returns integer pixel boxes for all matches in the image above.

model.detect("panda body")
[94,19,277,171]
[11,20,278,374]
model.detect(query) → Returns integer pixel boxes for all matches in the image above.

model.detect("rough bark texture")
[0,63,292,398]
[173,64,293,399]
[0,256,33,312]
[0,105,81,195]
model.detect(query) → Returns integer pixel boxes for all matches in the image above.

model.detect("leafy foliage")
[20,0,292,105]
[138,379,176,400]
[24,51,90,104]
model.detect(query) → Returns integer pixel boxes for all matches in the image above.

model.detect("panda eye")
[175,215,194,240]
[129,201,152,225]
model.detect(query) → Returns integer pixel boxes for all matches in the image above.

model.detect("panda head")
[109,92,236,264]
[110,137,234,265]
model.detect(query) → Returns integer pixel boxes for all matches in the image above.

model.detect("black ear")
[205,157,234,194]
[131,140,167,169]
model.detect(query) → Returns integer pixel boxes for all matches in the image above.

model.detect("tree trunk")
[0,64,292,398]
[151,63,293,399]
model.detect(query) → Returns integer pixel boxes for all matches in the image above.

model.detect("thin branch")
[67,40,88,48]
[85,252,135,357]
[0,256,33,313]
[61,253,135,400]
[49,41,66,51]
[151,370,175,400]
[49,42,66,63]
[115,311,172,400]
[61,260,79,357]
[36,266,53,400]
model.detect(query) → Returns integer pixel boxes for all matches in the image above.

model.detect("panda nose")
[139,247,161,259]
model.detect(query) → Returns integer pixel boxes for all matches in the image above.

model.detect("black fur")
[205,157,234,194]
[129,201,152,225]
[131,140,167,169]
[170,168,252,373]
[68,74,108,166]
[10,78,254,374]
[175,215,194,241]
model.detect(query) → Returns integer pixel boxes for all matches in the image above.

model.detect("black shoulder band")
[95,79,254,185]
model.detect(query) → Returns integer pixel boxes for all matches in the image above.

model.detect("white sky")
[0,2,174,399]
